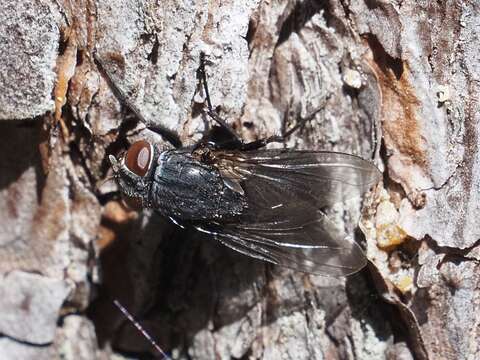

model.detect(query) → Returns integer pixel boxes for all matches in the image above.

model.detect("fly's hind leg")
[198,52,328,152]
[240,101,328,151]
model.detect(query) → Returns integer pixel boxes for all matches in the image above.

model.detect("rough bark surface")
[0,0,478,359]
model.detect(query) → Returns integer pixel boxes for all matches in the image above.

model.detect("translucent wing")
[195,213,368,276]
[218,149,381,210]
[197,149,381,276]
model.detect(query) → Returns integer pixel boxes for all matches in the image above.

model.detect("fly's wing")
[226,150,380,209]
[196,149,381,276]
[195,213,368,276]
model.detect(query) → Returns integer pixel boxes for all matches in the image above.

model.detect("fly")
[103,52,381,277]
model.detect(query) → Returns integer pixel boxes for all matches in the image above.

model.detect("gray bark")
[0,0,478,359]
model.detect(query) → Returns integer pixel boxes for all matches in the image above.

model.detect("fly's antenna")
[113,299,170,359]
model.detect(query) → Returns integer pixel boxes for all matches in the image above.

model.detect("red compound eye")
[125,140,151,177]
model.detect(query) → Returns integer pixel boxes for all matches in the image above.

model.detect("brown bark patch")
[365,35,427,169]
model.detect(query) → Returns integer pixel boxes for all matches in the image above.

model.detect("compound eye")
[125,140,152,177]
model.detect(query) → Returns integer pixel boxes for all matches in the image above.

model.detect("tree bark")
[0,0,478,359]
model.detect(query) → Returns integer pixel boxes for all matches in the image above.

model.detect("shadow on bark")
[88,214,393,358]
[0,120,44,197]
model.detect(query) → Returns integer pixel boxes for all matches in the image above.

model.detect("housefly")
[105,53,381,277]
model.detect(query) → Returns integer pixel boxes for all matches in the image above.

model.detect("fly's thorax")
[150,149,246,221]
[109,140,160,207]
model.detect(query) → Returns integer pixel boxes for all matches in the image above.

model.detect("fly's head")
[109,140,157,207]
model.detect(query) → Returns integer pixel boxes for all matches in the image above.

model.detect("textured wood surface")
[0,1,478,359]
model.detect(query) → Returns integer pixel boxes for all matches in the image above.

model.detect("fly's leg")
[92,51,182,148]
[93,52,148,124]
[194,53,243,149]
[198,52,328,151]
[198,52,241,143]
[97,190,121,205]
[240,103,328,151]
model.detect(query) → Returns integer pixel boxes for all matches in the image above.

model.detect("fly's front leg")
[97,190,122,205]
[93,51,182,148]
[93,51,155,127]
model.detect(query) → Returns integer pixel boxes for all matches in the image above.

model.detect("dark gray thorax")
[149,149,245,221]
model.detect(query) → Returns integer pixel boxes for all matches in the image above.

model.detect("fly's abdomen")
[150,150,245,221]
